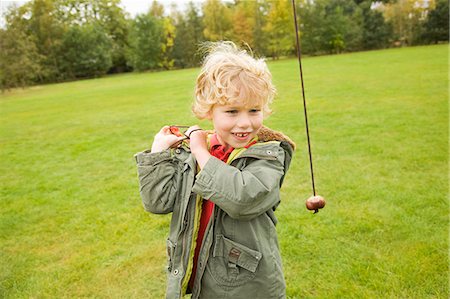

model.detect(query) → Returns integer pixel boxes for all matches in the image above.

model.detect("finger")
[164,126,181,136]
[185,125,201,138]
[170,126,184,137]
[169,136,188,148]
[170,135,188,144]
[187,128,204,139]
[160,126,171,134]
[169,140,182,148]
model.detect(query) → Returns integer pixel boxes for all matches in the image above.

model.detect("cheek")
[212,116,232,132]
[252,115,264,128]
[220,120,235,132]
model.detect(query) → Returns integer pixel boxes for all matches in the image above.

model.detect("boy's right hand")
[151,126,187,153]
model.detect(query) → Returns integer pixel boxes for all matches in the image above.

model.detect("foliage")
[0,0,447,89]
[0,27,43,89]
[298,0,365,55]
[59,24,113,79]
[381,0,436,45]
[202,0,233,41]
[51,0,130,73]
[231,1,256,48]
[172,2,205,68]
[360,0,393,49]
[126,13,163,71]
[251,0,270,57]
[25,0,65,82]
[159,17,176,69]
[94,0,130,73]
[263,0,294,59]
[421,0,449,43]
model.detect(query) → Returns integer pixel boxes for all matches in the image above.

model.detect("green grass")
[1,44,448,298]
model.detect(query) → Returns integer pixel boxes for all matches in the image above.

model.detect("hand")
[186,126,211,169]
[186,126,206,153]
[151,126,187,153]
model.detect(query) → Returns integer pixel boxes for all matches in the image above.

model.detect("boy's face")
[209,101,263,149]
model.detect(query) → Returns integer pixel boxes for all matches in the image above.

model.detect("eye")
[249,108,261,113]
[225,110,238,114]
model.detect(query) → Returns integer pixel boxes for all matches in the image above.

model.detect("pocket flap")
[213,235,262,273]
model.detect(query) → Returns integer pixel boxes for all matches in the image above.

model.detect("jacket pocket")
[207,234,262,287]
[166,239,176,273]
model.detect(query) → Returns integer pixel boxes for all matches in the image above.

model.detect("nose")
[236,112,251,129]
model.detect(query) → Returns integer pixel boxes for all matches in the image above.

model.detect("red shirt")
[188,134,257,290]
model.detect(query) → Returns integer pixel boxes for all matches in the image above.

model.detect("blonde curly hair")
[192,41,276,119]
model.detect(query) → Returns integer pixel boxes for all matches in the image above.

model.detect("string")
[291,0,316,196]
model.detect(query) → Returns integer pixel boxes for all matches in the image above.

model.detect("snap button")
[173,269,179,275]
[266,150,273,155]
[175,149,181,154]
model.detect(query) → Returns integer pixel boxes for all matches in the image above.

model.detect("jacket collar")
[256,125,296,150]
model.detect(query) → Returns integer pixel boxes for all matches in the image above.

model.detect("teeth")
[235,133,248,137]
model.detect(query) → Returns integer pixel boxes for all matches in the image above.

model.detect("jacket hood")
[257,125,296,151]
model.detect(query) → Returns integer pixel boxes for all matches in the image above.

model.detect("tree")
[145,1,175,69]
[26,0,65,82]
[149,0,164,18]
[298,0,328,55]
[359,0,393,50]
[421,0,449,43]
[95,0,130,73]
[381,0,436,45]
[172,2,204,68]
[231,1,256,47]
[59,24,112,79]
[297,0,364,54]
[160,16,176,69]
[3,0,129,83]
[127,13,163,71]
[202,0,233,41]
[252,0,270,56]
[0,27,43,90]
[321,0,363,53]
[55,0,130,73]
[263,0,293,59]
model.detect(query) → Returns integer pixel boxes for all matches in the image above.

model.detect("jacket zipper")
[192,206,216,298]
[180,194,202,295]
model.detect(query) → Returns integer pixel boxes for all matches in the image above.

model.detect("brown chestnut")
[305,195,326,213]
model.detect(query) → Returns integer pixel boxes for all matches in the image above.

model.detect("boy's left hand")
[186,126,207,151]
[186,126,210,169]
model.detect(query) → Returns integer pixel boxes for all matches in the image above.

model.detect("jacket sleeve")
[192,146,286,220]
[135,149,179,214]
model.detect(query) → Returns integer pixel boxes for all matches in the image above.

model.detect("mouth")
[232,132,251,140]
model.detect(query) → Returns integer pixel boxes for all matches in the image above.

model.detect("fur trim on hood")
[257,125,296,150]
[206,125,296,150]
[205,125,296,150]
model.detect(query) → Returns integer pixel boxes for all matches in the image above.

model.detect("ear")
[205,110,213,120]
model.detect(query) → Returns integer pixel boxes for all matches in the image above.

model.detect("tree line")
[1,0,448,90]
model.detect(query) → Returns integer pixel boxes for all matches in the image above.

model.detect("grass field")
[1,44,448,298]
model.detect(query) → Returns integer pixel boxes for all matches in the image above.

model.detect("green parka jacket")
[135,126,295,299]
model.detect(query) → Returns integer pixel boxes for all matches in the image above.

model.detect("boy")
[135,42,295,298]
